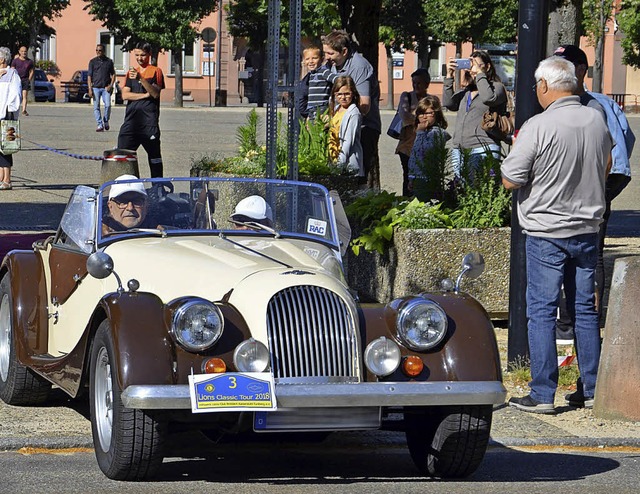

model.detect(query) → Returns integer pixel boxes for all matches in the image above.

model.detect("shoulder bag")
[386,92,408,139]
[481,109,514,144]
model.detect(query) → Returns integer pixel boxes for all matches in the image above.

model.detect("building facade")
[40,1,639,111]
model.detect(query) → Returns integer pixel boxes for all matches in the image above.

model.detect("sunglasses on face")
[111,196,146,208]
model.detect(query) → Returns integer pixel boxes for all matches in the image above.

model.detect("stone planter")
[345,227,511,318]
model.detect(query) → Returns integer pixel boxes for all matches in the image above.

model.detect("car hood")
[102,234,347,300]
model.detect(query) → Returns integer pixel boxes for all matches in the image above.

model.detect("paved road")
[1,102,639,233]
[1,442,639,493]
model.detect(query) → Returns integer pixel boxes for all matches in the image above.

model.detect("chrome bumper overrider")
[121,381,507,410]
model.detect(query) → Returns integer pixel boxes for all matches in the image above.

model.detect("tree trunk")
[547,0,583,55]
[386,45,394,110]
[173,50,184,108]
[591,4,606,93]
[339,0,382,76]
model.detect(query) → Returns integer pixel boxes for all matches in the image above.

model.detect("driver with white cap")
[230,195,273,230]
[102,174,149,235]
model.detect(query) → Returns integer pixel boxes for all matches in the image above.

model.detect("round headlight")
[233,338,270,372]
[396,299,448,351]
[172,299,223,351]
[364,336,401,377]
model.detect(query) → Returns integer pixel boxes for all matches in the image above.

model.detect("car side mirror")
[87,251,114,279]
[453,252,485,293]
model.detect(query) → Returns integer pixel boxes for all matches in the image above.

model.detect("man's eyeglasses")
[111,197,146,208]
[532,79,542,92]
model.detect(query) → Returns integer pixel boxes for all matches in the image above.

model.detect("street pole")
[508,0,550,367]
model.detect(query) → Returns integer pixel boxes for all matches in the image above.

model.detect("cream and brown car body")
[0,177,505,481]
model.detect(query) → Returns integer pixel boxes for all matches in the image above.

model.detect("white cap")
[231,195,273,222]
[108,174,147,200]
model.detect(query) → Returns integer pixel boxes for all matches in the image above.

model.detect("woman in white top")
[0,46,22,190]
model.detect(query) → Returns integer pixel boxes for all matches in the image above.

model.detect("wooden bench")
[607,93,632,112]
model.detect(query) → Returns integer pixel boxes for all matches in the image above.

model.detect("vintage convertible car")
[0,176,505,481]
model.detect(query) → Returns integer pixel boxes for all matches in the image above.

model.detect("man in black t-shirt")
[118,42,165,177]
[88,44,116,132]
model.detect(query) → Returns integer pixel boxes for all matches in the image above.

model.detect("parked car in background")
[33,69,55,102]
[64,69,90,102]
[62,69,123,104]
[0,176,505,481]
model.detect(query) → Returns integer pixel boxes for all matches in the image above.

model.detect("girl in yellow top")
[329,76,363,176]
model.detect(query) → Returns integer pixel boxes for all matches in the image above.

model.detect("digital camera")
[455,58,472,70]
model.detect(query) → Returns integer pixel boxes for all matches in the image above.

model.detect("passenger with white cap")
[102,174,149,235]
[229,195,274,230]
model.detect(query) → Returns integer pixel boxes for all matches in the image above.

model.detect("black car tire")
[405,405,492,478]
[0,276,51,406]
[89,319,166,480]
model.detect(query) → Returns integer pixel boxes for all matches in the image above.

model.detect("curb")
[2,435,640,452]
[0,436,93,451]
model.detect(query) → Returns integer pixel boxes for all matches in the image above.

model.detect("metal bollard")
[101,149,140,184]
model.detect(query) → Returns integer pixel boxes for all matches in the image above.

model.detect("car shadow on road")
[149,436,620,484]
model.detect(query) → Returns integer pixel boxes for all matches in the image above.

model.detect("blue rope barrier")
[22,138,103,161]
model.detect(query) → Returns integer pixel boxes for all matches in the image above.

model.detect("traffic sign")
[201,27,217,43]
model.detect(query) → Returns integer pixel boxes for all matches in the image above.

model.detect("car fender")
[99,292,176,390]
[360,292,502,383]
[1,251,49,358]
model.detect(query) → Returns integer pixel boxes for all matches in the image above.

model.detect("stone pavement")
[1,102,639,450]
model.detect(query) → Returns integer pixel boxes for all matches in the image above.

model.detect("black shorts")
[20,79,30,91]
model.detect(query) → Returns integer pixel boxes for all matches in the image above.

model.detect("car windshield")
[34,70,47,81]
[96,177,340,250]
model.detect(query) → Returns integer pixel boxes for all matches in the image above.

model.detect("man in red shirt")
[117,42,165,177]
[10,46,34,116]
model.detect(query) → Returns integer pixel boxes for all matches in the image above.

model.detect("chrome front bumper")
[121,381,506,410]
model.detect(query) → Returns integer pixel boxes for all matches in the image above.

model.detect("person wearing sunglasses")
[88,44,116,132]
[102,175,149,235]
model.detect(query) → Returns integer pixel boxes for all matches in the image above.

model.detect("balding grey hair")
[534,56,578,93]
[0,47,12,65]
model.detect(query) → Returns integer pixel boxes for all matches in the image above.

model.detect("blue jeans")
[526,234,600,404]
[450,144,502,178]
[92,87,112,127]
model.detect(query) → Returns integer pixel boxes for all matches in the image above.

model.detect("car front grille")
[266,285,359,383]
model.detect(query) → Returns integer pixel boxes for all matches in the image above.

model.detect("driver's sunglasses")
[111,197,146,208]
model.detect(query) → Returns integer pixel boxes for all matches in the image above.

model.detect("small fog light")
[203,357,227,374]
[364,336,401,377]
[233,338,270,372]
[402,355,424,377]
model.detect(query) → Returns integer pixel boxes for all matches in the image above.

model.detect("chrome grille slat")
[267,286,358,381]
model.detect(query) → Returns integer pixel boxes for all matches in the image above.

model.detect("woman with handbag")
[0,46,22,190]
[443,50,507,178]
[391,68,434,196]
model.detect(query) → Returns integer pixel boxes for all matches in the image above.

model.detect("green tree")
[617,0,640,68]
[422,0,517,56]
[84,0,218,106]
[0,0,69,50]
[226,0,338,106]
[582,0,614,92]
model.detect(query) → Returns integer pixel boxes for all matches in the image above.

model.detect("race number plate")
[188,372,276,413]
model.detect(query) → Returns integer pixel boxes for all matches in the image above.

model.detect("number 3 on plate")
[229,376,237,389]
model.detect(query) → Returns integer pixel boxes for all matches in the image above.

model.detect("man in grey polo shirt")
[320,29,381,187]
[501,56,613,414]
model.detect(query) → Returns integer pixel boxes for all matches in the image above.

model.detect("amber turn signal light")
[402,355,424,377]
[203,357,227,374]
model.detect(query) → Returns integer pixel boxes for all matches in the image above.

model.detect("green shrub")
[346,145,512,254]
